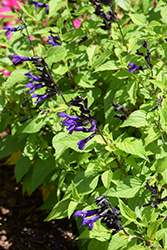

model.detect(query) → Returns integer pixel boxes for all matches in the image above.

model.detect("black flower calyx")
[111,102,131,120]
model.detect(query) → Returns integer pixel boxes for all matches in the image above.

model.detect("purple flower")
[11,55,31,64]
[58,113,96,135]
[73,196,123,233]
[3,27,17,35]
[77,134,95,150]
[25,73,43,83]
[128,62,142,72]
[73,209,100,230]
[30,1,49,14]
[25,73,45,94]
[48,35,61,46]
[31,93,49,103]
[25,82,44,94]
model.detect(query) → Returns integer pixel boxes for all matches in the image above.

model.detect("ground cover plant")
[1,0,167,249]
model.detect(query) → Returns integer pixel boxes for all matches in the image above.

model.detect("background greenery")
[1,0,167,249]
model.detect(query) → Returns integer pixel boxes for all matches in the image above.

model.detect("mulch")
[0,164,79,250]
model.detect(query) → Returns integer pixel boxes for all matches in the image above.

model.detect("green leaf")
[156,229,167,241]
[115,137,148,161]
[46,46,67,67]
[94,61,120,72]
[52,131,96,152]
[68,201,79,219]
[14,156,31,183]
[53,65,68,76]
[147,218,164,240]
[101,170,113,189]
[127,81,138,105]
[119,199,137,222]
[129,13,147,26]
[45,197,70,221]
[108,176,142,198]
[66,171,99,196]
[3,69,28,89]
[151,156,167,173]
[88,239,109,250]
[91,51,111,70]
[159,108,167,124]
[144,127,161,146]
[52,132,68,158]
[31,156,55,193]
[86,45,99,65]
[89,225,111,242]
[37,43,45,57]
[71,180,81,200]
[0,135,18,159]
[117,0,131,11]
[48,0,66,17]
[161,5,167,23]
[120,110,148,128]
[75,73,96,88]
[19,114,49,134]
[17,2,34,18]
[108,234,128,250]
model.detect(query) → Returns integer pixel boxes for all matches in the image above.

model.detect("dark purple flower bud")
[11,55,31,64]
[30,1,49,14]
[152,105,159,111]
[20,116,31,123]
[79,36,88,44]
[144,181,158,196]
[135,50,145,56]
[3,26,17,35]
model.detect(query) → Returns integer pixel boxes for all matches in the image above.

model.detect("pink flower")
[7,32,12,40]
[73,18,81,29]
[30,35,34,41]
[0,69,11,76]
[2,0,24,9]
[43,18,50,27]
[153,1,157,6]
[0,6,13,18]
[84,13,89,20]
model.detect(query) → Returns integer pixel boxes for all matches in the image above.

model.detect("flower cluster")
[58,96,98,150]
[111,102,131,121]
[73,195,122,234]
[143,181,167,209]
[89,0,117,30]
[128,40,153,72]
[11,55,59,103]
[30,1,49,15]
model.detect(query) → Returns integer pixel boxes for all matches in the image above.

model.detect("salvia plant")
[1,0,167,249]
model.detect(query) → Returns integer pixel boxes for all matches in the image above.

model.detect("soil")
[0,164,79,250]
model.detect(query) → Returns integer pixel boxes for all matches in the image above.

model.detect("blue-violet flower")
[73,195,122,233]
[58,96,98,150]
[30,1,49,14]
[3,27,17,35]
